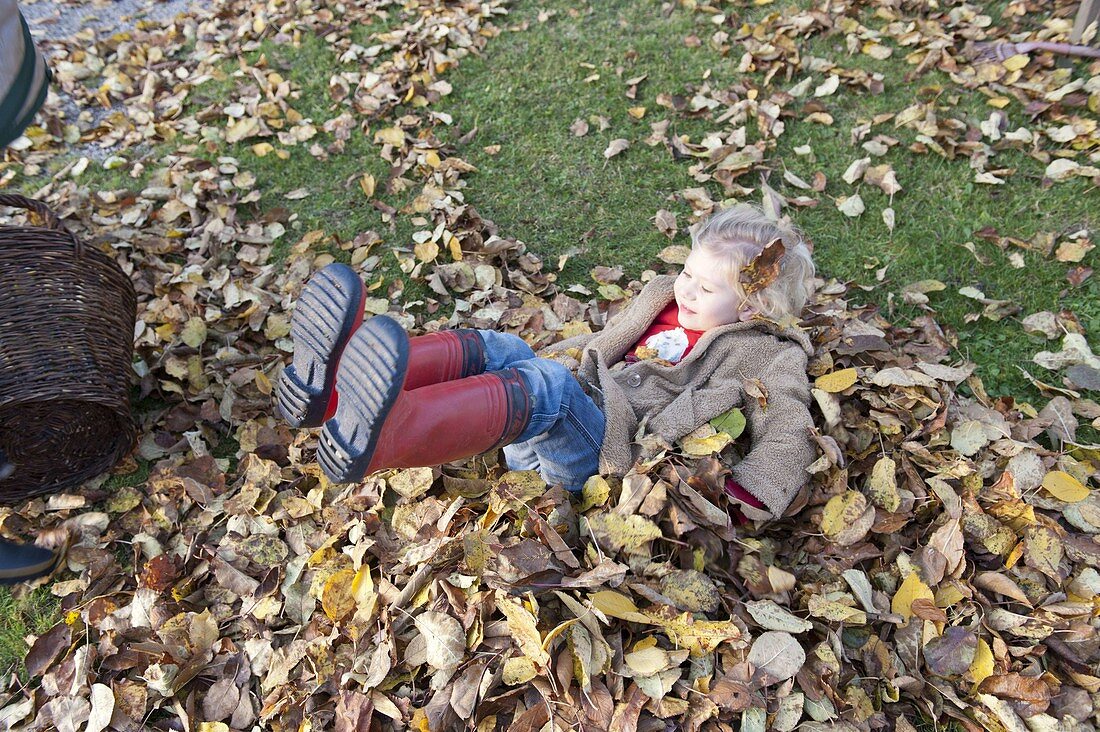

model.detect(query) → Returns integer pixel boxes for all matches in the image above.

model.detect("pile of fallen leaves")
[0,0,1098,731]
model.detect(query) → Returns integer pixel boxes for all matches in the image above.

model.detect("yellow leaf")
[198,724,230,732]
[560,321,592,340]
[657,614,741,657]
[1024,526,1063,580]
[307,540,338,568]
[155,322,176,342]
[387,467,435,499]
[374,127,406,146]
[225,117,260,144]
[590,590,652,624]
[680,426,733,456]
[862,41,893,60]
[969,638,994,686]
[657,245,691,264]
[503,656,538,685]
[251,142,275,157]
[660,569,721,613]
[414,240,439,263]
[321,568,356,623]
[624,646,671,675]
[352,565,377,623]
[868,457,900,512]
[627,106,646,119]
[410,709,430,732]
[568,625,599,691]
[462,529,492,575]
[541,618,579,650]
[578,474,611,512]
[1041,471,1090,503]
[586,513,662,552]
[497,596,550,667]
[1005,539,1025,569]
[179,317,206,348]
[254,370,272,396]
[891,572,934,620]
[447,233,463,261]
[808,595,867,624]
[490,471,547,515]
[962,510,1017,557]
[814,368,858,393]
[360,174,376,199]
[1002,53,1029,71]
[821,491,867,538]
[987,500,1035,531]
[935,583,966,608]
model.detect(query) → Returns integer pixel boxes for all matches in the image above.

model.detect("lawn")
[431,0,1096,400]
[13,0,1096,405]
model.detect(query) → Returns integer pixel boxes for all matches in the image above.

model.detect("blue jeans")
[477,330,605,492]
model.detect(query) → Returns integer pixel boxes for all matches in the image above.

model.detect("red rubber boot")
[404,329,486,390]
[317,316,531,483]
[277,264,486,428]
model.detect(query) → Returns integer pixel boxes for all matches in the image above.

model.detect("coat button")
[628,373,642,387]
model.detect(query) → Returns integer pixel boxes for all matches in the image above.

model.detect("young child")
[277,204,817,518]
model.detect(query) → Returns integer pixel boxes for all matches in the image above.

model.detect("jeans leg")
[478,332,551,473]
[502,440,540,471]
[478,330,537,371]
[504,358,605,492]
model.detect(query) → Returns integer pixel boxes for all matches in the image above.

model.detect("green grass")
[0,586,62,682]
[10,2,1096,404]
[434,0,1098,402]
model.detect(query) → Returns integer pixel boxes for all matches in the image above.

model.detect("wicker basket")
[0,194,137,503]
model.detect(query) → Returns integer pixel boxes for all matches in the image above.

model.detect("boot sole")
[318,315,409,483]
[277,263,365,428]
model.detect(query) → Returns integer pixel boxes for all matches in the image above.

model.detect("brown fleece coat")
[541,275,815,517]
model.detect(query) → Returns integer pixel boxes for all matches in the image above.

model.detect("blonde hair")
[689,204,815,320]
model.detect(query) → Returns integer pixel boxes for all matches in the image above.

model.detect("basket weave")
[0,194,137,503]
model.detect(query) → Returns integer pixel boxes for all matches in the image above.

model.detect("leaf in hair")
[739,238,786,295]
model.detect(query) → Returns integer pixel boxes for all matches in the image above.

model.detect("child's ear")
[738,303,757,322]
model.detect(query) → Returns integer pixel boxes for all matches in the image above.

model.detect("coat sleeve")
[0,0,50,148]
[728,345,815,518]
[536,329,599,358]
[536,300,635,359]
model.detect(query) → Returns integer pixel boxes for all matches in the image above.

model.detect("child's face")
[673,248,747,331]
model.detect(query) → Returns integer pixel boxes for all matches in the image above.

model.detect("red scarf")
[625,302,705,364]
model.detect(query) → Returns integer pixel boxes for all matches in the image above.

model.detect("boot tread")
[318,315,408,483]
[276,263,364,428]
